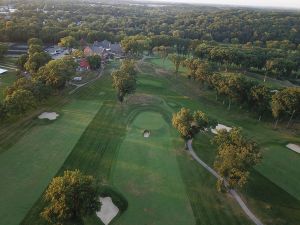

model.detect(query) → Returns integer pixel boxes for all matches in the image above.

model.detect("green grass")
[3,56,300,225]
[143,57,300,224]
[20,60,254,225]
[111,111,195,225]
[146,57,300,201]
[193,133,300,225]
[0,99,103,225]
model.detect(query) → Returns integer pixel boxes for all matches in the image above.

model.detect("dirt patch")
[96,197,119,225]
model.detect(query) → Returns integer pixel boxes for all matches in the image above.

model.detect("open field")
[0,56,298,225]
[19,60,255,225]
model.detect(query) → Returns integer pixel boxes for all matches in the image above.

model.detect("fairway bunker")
[143,130,151,138]
[38,112,59,121]
[96,197,119,225]
[211,124,232,134]
[286,143,300,154]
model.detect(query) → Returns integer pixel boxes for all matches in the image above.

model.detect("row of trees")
[172,108,262,191]
[0,39,77,120]
[194,43,299,79]
[111,60,137,102]
[168,55,300,126]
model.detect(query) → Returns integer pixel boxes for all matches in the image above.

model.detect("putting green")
[112,111,195,225]
[0,99,102,225]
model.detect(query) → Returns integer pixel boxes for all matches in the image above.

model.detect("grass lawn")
[142,57,300,224]
[193,133,300,225]
[20,60,254,225]
[4,56,299,225]
[0,99,103,225]
[111,111,195,225]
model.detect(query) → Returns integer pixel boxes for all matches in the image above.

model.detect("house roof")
[79,59,90,68]
[110,43,122,53]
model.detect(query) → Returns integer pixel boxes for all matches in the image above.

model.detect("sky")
[143,0,300,9]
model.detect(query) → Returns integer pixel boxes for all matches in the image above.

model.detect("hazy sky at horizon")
[144,0,300,9]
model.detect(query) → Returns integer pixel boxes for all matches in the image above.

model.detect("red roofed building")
[79,58,90,70]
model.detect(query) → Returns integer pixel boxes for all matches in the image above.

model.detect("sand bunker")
[143,130,151,138]
[211,124,232,134]
[286,144,300,154]
[38,112,59,121]
[96,197,119,225]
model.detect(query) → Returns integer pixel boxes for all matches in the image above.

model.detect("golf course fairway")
[112,111,195,225]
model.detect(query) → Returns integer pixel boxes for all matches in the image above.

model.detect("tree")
[172,108,213,140]
[120,60,136,76]
[28,44,43,55]
[169,54,185,74]
[249,85,271,121]
[34,57,77,90]
[4,89,36,116]
[195,61,213,85]
[24,52,51,73]
[0,44,8,58]
[153,46,172,63]
[213,128,261,191]
[183,58,202,80]
[58,36,78,51]
[41,170,100,225]
[27,38,43,46]
[71,49,84,58]
[271,88,300,128]
[16,54,29,70]
[112,69,136,102]
[87,55,101,70]
[172,107,194,139]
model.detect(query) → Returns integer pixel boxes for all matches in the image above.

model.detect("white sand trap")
[143,130,150,138]
[96,197,119,225]
[286,144,300,154]
[38,112,59,120]
[211,124,232,134]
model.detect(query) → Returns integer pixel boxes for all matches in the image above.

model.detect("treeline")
[0,38,77,121]
[194,42,300,79]
[0,0,300,46]
[121,36,299,80]
[172,58,300,126]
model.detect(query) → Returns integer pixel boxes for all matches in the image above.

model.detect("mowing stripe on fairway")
[0,99,103,225]
[112,111,195,225]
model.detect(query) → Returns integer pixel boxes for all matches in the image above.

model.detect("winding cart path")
[187,139,264,225]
